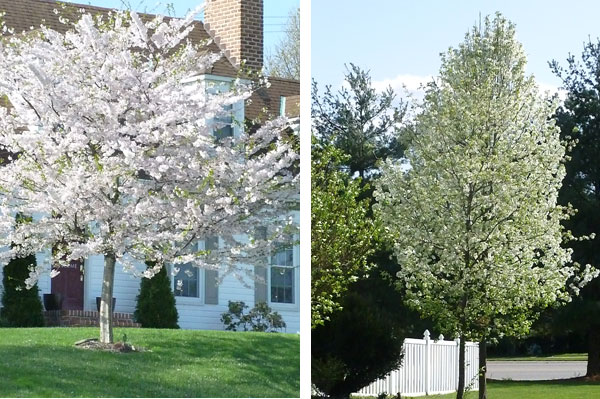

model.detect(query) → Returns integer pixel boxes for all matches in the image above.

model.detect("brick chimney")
[204,0,264,72]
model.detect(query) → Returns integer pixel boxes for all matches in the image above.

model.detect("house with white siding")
[0,0,300,333]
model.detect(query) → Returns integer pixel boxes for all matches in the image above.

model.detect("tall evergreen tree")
[550,39,600,377]
[312,66,415,396]
[312,64,407,179]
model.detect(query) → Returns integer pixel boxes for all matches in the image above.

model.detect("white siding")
[172,259,300,333]
[35,250,51,297]
[30,251,145,313]
[83,254,105,311]
[267,237,300,334]
[273,306,300,334]
[270,210,300,333]
[5,212,299,333]
[175,266,254,330]
[32,214,52,301]
[170,210,301,333]
[83,255,146,313]
[0,264,3,303]
[23,250,299,333]
[81,253,301,333]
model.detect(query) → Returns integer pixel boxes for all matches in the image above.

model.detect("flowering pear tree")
[375,14,596,399]
[0,7,297,344]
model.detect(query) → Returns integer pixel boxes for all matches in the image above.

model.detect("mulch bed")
[74,338,147,353]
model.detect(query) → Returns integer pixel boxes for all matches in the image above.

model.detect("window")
[214,104,233,140]
[172,239,219,303]
[173,242,199,298]
[270,242,294,304]
[173,262,199,297]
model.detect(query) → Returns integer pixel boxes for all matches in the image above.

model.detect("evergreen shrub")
[1,253,44,327]
[134,262,179,328]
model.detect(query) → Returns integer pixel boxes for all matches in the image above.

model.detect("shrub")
[1,253,44,327]
[311,242,434,399]
[311,288,407,399]
[134,262,179,328]
[221,301,286,332]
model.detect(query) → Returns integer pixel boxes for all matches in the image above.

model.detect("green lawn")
[400,379,600,398]
[488,353,587,361]
[0,327,299,397]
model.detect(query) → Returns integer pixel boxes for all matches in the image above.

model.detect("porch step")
[43,310,141,328]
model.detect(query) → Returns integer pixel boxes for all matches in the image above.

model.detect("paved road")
[487,361,587,380]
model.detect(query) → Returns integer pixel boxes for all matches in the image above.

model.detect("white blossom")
[375,15,596,343]
[0,7,298,342]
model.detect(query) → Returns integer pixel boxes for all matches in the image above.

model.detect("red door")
[51,259,84,310]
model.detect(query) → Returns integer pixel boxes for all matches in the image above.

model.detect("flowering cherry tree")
[375,14,596,399]
[0,7,297,344]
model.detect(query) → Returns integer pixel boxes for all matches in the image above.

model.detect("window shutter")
[254,227,268,304]
[204,236,219,305]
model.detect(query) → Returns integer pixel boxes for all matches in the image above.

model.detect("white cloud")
[371,74,434,106]
[537,81,567,103]
[372,74,433,94]
[336,73,433,99]
[371,75,567,104]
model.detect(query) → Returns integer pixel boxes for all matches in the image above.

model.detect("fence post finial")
[438,334,444,341]
[423,329,430,340]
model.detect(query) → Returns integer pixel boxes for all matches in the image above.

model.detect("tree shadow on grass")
[484,378,600,399]
[489,378,600,387]
[0,329,299,398]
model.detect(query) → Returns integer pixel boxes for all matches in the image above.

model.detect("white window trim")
[182,73,250,85]
[182,74,246,140]
[268,237,299,311]
[170,241,206,305]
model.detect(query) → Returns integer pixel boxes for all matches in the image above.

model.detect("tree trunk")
[479,340,487,399]
[587,327,600,377]
[456,337,466,399]
[99,253,116,344]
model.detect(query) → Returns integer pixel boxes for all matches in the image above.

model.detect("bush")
[221,301,286,332]
[1,253,44,327]
[0,316,11,327]
[311,242,434,399]
[134,262,179,328]
[311,286,408,399]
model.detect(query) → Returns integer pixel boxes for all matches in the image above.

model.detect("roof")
[284,95,300,118]
[247,77,300,121]
[0,0,238,77]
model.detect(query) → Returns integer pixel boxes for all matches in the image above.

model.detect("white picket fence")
[355,330,479,397]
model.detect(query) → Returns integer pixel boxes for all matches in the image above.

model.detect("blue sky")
[75,0,298,57]
[312,0,600,95]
